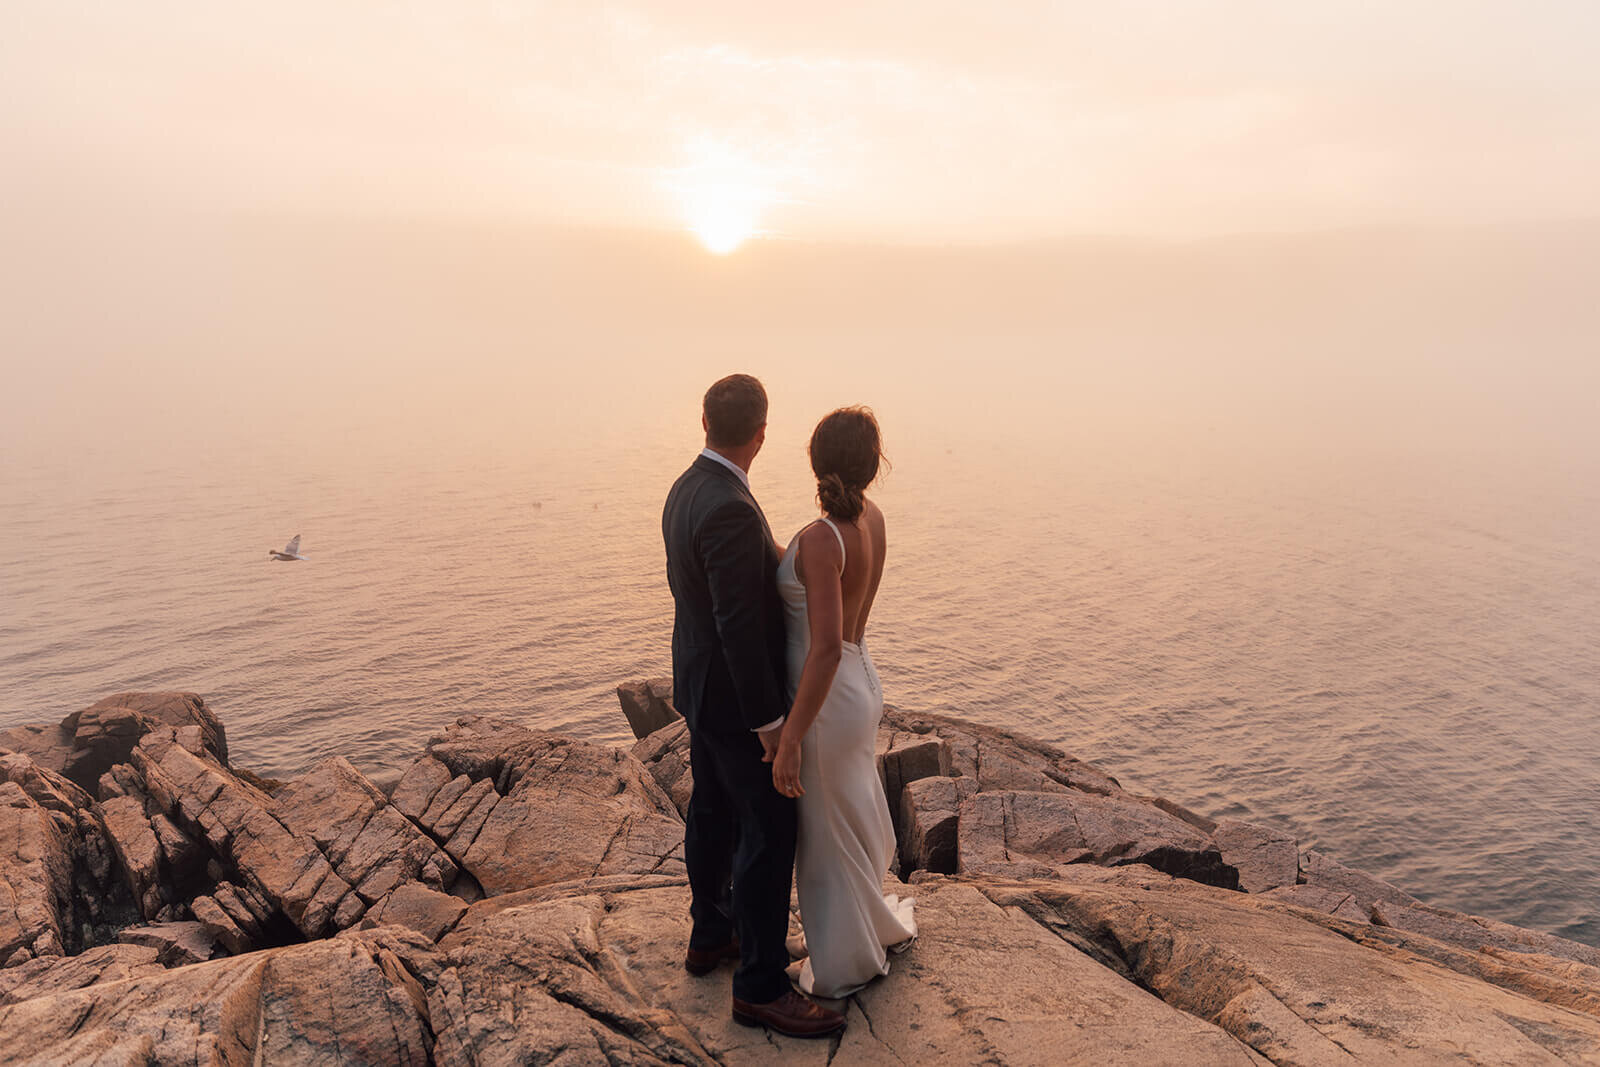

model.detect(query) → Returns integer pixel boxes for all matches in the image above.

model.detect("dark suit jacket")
[662,454,789,735]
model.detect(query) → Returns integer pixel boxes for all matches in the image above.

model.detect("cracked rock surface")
[632,718,695,819]
[4,687,1600,1064]
[133,727,360,940]
[272,755,458,904]
[0,782,75,968]
[22,866,1599,1065]
[1,692,227,794]
[983,866,1600,1064]
[957,788,1240,888]
[0,930,435,1065]
[396,714,686,895]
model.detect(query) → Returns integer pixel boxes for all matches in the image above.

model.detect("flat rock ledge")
[0,688,1595,1065]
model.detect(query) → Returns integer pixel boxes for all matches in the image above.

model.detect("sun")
[686,186,761,255]
[666,138,776,255]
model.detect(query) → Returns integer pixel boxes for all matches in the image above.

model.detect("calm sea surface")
[2,389,1597,947]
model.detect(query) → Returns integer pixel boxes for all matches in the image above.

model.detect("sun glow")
[667,138,777,255]
[686,186,761,254]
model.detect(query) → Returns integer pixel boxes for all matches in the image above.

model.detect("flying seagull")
[269,534,309,561]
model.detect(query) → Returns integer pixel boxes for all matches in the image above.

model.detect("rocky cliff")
[1,687,1597,1065]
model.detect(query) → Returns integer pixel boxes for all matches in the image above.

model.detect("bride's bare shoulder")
[797,519,845,560]
[863,498,887,547]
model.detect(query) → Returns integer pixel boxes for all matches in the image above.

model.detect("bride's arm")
[769,525,845,798]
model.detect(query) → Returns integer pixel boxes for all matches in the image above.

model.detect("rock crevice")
[3,685,1599,1065]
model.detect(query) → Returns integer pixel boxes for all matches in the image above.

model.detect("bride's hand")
[771,740,804,798]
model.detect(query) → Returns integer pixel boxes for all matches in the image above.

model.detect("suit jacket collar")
[697,448,751,489]
[692,454,774,539]
[694,452,750,491]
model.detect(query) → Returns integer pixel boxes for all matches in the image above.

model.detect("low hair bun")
[816,472,866,522]
[809,406,885,523]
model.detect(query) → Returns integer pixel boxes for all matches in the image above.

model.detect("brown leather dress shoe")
[732,989,846,1039]
[684,938,740,976]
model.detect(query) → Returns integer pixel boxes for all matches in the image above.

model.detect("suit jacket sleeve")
[698,498,787,731]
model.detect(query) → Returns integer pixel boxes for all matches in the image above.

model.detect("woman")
[769,406,916,998]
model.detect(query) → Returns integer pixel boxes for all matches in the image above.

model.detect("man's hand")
[758,725,782,762]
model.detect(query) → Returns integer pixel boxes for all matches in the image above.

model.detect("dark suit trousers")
[685,726,798,1005]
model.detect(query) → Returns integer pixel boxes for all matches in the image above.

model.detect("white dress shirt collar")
[699,447,750,490]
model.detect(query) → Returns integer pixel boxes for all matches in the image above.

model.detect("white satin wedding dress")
[778,517,916,998]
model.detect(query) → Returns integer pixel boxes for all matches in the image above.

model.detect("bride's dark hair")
[809,407,886,522]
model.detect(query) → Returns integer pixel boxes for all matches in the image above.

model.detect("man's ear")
[701,413,709,437]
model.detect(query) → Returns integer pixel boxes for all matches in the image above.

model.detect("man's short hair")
[703,374,768,447]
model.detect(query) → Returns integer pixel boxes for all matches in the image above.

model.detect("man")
[662,374,846,1039]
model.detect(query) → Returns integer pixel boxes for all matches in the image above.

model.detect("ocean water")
[2,401,1596,948]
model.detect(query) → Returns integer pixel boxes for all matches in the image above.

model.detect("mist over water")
[2,212,1597,946]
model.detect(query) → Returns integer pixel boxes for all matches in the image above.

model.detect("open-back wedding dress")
[777,517,916,998]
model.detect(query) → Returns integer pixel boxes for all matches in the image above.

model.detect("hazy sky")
[5,1,1599,241]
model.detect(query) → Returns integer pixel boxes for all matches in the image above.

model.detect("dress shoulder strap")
[817,517,846,566]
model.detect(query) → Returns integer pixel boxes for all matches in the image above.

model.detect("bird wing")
[284,534,301,555]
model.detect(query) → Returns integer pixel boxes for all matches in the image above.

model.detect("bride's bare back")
[795,497,885,647]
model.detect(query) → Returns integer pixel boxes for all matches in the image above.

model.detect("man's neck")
[704,444,755,474]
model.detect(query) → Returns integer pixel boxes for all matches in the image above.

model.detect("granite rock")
[149,811,205,888]
[190,893,254,955]
[0,931,432,1065]
[876,731,952,828]
[10,862,1600,1065]
[1259,883,1372,923]
[115,920,221,966]
[616,676,681,739]
[986,866,1600,1064]
[389,755,453,822]
[6,690,1600,1066]
[1298,848,1423,913]
[96,794,166,920]
[898,774,978,875]
[1370,897,1600,970]
[885,707,1124,797]
[631,718,694,818]
[2,692,231,794]
[71,691,228,766]
[1213,819,1298,893]
[132,728,355,938]
[0,756,133,947]
[0,943,164,1006]
[363,882,468,941]
[423,715,685,895]
[0,753,94,816]
[429,872,1265,1065]
[0,782,74,968]
[272,755,457,904]
[958,789,1239,888]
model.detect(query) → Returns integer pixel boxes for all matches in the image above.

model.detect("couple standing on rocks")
[663,373,917,1039]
